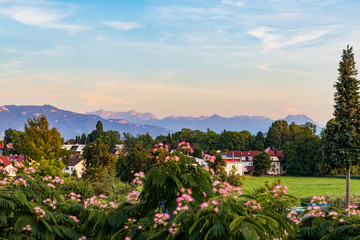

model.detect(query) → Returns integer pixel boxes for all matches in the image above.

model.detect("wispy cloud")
[103,21,142,30]
[0,0,89,33]
[221,0,244,7]
[257,64,314,76]
[247,27,330,51]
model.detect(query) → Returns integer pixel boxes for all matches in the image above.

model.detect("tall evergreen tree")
[324,46,360,211]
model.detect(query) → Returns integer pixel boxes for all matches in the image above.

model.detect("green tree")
[16,115,69,165]
[253,152,272,175]
[88,120,104,142]
[83,139,116,180]
[116,143,151,182]
[283,123,322,175]
[252,131,265,150]
[265,120,290,149]
[4,128,15,143]
[101,130,121,153]
[323,45,360,211]
[2,141,9,156]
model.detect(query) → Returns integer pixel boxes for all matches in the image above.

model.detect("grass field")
[241,176,360,197]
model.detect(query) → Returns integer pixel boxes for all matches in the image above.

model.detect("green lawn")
[241,176,360,197]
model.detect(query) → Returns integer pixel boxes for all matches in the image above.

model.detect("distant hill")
[0,105,172,140]
[89,110,324,134]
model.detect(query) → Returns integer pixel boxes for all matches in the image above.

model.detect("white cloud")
[247,27,330,51]
[221,0,244,7]
[257,64,314,76]
[104,21,142,30]
[0,1,89,33]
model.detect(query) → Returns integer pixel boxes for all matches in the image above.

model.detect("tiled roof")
[8,155,25,162]
[223,151,261,158]
[265,147,276,156]
[0,156,12,167]
[245,166,254,171]
[275,150,284,158]
[68,157,84,166]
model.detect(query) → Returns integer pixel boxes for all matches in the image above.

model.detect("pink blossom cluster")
[69,192,82,202]
[153,213,170,228]
[310,196,327,205]
[69,215,79,223]
[164,155,180,162]
[178,142,193,154]
[126,190,140,204]
[272,185,288,198]
[22,224,32,231]
[84,196,105,209]
[125,237,131,240]
[174,188,194,214]
[286,210,300,224]
[306,205,325,218]
[0,177,13,186]
[244,200,262,211]
[14,162,24,168]
[43,198,57,210]
[78,236,86,240]
[123,218,137,230]
[52,176,65,184]
[132,171,145,186]
[200,199,219,213]
[346,205,360,216]
[0,166,7,175]
[42,176,53,181]
[109,201,118,208]
[204,154,216,163]
[168,223,179,235]
[152,142,169,153]
[212,180,242,198]
[47,183,56,189]
[34,206,46,218]
[14,177,27,187]
[24,167,36,175]
[328,211,344,222]
[202,166,215,175]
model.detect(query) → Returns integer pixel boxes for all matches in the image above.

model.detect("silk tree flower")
[272,185,288,198]
[126,191,140,204]
[14,177,27,187]
[22,224,32,231]
[69,215,79,223]
[153,213,170,228]
[34,206,46,218]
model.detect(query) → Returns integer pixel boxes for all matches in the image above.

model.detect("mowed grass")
[241,176,360,197]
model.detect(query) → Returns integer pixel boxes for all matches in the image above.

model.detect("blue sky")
[1,0,360,124]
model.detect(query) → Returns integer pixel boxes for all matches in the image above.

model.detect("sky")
[1,0,360,125]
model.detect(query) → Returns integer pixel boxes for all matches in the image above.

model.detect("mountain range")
[88,110,324,134]
[0,105,171,140]
[0,105,323,141]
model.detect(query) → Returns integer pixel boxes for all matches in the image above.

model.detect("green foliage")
[283,123,322,175]
[265,120,290,149]
[83,139,116,180]
[15,115,69,165]
[36,157,65,177]
[253,152,272,175]
[116,144,152,182]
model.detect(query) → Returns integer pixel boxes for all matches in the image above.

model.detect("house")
[62,144,86,155]
[265,147,281,175]
[221,149,282,175]
[62,157,85,177]
[0,156,16,176]
[222,151,261,175]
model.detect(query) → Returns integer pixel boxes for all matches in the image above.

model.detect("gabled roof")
[0,156,12,167]
[8,155,25,162]
[245,166,254,172]
[223,151,261,158]
[68,157,84,166]
[275,150,284,158]
[265,147,276,156]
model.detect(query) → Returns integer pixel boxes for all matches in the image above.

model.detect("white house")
[62,157,85,177]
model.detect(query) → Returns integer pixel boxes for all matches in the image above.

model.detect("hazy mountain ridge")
[0,105,172,140]
[89,110,324,134]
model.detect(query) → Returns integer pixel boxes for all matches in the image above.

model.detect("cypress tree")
[325,45,360,212]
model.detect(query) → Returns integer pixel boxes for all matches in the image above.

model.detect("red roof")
[68,157,84,166]
[265,148,276,156]
[245,166,254,171]
[8,155,25,162]
[275,150,284,158]
[224,151,261,158]
[0,156,11,167]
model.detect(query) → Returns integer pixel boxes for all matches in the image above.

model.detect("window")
[248,156,252,160]
[241,156,246,161]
